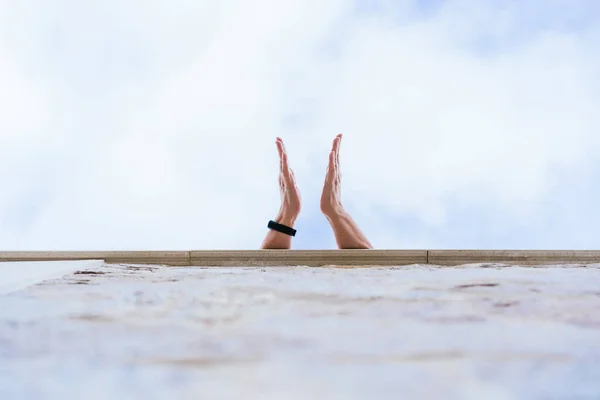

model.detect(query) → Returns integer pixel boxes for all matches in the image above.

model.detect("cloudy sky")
[1,0,600,250]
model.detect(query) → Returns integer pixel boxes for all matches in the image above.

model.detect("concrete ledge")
[189,250,427,267]
[428,250,600,265]
[1,250,599,267]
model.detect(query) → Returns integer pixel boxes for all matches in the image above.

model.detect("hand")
[260,137,301,249]
[275,137,301,224]
[319,133,373,249]
[320,133,343,217]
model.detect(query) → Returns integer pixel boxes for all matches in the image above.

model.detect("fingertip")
[334,136,341,149]
[331,137,338,150]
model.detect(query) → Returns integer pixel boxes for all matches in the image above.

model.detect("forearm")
[260,212,297,249]
[325,208,373,249]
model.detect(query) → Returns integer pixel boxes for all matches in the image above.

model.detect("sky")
[1,0,600,250]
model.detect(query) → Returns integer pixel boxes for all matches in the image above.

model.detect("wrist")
[322,204,345,221]
[275,210,298,227]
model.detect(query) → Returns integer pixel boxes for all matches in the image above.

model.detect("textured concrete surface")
[0,260,103,295]
[1,263,599,399]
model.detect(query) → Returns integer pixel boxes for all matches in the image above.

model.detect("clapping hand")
[261,134,372,249]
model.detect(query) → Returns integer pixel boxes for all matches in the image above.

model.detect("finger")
[330,135,339,153]
[327,137,339,180]
[329,135,341,166]
[281,153,294,186]
[276,137,284,159]
[279,137,288,153]
[277,137,290,165]
[276,138,285,175]
[325,151,336,182]
[277,139,294,186]
[329,149,335,164]
[334,134,342,167]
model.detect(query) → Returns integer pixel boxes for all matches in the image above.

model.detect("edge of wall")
[0,251,190,266]
[1,250,599,267]
[428,250,600,265]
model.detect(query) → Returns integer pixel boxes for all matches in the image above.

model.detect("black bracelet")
[268,220,297,237]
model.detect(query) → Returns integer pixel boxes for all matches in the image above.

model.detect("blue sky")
[1,0,599,250]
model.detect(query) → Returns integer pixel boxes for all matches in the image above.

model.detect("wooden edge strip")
[0,251,190,266]
[189,250,426,267]
[0,250,599,267]
[428,250,600,265]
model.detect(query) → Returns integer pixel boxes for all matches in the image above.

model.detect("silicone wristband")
[268,220,297,237]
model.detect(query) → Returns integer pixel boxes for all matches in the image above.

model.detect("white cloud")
[1,0,600,249]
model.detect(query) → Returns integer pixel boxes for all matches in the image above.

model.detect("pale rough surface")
[0,260,104,295]
[1,263,600,400]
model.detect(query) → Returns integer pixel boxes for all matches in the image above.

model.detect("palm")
[276,138,301,216]
[279,174,301,215]
[320,134,343,215]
